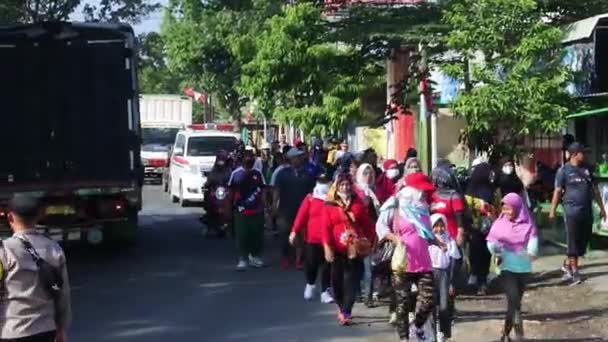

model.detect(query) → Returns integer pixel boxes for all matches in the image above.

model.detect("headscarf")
[487,193,537,252]
[430,213,448,229]
[466,162,495,204]
[311,137,324,165]
[497,160,524,196]
[327,172,354,209]
[404,157,421,175]
[376,159,399,203]
[379,173,435,241]
[312,182,330,201]
[431,163,459,197]
[383,159,398,171]
[355,163,380,211]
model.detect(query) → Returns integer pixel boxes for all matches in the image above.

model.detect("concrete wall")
[436,113,469,166]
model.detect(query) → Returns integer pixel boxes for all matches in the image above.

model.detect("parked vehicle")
[0,22,142,245]
[169,124,239,206]
[140,94,192,184]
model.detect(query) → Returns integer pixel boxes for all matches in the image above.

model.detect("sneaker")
[561,265,573,280]
[321,290,334,304]
[236,258,248,271]
[415,327,427,341]
[467,275,478,286]
[569,273,583,286]
[304,284,316,301]
[411,283,419,292]
[248,255,264,268]
[388,312,398,325]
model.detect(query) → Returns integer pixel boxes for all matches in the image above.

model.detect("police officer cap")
[8,193,43,219]
[567,142,590,154]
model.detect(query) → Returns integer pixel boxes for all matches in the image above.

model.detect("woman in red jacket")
[322,173,376,325]
[289,174,334,304]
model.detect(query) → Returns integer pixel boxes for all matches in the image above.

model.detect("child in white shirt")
[429,214,461,340]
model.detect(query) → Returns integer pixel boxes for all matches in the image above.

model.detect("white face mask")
[502,166,514,175]
[386,169,400,179]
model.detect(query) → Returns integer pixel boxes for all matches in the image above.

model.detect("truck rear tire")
[103,212,138,246]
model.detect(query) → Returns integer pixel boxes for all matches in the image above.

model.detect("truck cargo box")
[0,22,142,194]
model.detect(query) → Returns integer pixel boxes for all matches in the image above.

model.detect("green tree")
[138,32,181,94]
[443,0,574,155]
[162,0,280,131]
[0,0,159,24]
[538,0,608,24]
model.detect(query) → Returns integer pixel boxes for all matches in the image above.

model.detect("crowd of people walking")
[219,136,605,342]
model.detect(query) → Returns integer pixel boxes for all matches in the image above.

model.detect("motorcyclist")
[205,151,232,188]
[202,151,233,237]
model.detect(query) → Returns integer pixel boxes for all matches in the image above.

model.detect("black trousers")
[305,243,331,291]
[501,271,528,335]
[331,254,360,315]
[469,230,491,285]
[278,214,296,257]
[565,214,593,258]
[1,331,56,342]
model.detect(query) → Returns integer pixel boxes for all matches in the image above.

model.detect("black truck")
[0,22,143,244]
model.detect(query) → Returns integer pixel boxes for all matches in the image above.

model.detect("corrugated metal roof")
[563,13,608,44]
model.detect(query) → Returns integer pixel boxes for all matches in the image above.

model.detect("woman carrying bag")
[354,163,381,306]
[376,172,445,341]
[321,173,376,325]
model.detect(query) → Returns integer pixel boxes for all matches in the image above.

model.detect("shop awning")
[563,13,608,44]
[568,107,608,119]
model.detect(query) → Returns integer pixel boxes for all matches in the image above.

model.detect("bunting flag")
[183,88,207,104]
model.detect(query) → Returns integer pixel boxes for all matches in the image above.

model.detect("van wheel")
[179,182,189,207]
[171,179,179,203]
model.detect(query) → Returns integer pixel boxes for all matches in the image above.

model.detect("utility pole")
[417,43,432,174]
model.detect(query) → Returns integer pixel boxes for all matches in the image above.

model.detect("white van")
[168,124,239,206]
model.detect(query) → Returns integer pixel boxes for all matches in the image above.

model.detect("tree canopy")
[443,0,574,155]
[0,0,159,24]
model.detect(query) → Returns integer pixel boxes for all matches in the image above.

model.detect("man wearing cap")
[273,147,316,269]
[550,142,606,285]
[0,194,71,342]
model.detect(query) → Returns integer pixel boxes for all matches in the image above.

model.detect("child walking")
[429,214,461,341]
[487,193,538,342]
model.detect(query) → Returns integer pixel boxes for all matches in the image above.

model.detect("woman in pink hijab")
[487,193,538,342]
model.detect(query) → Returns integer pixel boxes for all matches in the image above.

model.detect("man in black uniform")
[550,142,606,285]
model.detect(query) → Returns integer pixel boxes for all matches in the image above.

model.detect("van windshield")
[187,136,237,156]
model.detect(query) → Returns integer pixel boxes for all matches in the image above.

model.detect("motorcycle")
[201,184,233,238]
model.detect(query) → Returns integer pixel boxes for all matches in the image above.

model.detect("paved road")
[66,186,394,342]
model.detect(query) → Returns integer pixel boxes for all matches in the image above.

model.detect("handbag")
[17,237,63,300]
[346,232,372,259]
[371,240,395,273]
[371,208,399,271]
[391,241,408,274]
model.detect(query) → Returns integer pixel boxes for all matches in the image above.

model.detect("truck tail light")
[148,159,166,167]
